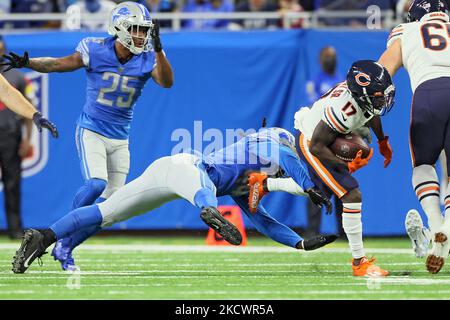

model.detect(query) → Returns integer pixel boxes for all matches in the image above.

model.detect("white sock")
[266,178,306,196]
[441,182,450,237]
[412,165,444,235]
[342,203,365,259]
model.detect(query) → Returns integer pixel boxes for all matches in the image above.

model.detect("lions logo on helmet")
[108,2,153,55]
[269,127,296,153]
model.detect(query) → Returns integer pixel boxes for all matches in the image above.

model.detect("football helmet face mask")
[108,2,153,55]
[407,0,449,22]
[346,60,396,117]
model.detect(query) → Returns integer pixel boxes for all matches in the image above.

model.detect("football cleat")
[200,207,242,245]
[248,172,268,213]
[352,256,389,277]
[405,209,431,258]
[51,238,78,271]
[302,234,338,251]
[12,229,47,274]
[426,232,449,274]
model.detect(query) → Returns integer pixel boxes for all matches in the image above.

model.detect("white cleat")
[426,232,450,274]
[405,209,431,258]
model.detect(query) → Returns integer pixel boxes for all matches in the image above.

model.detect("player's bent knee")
[87,178,107,198]
[341,188,362,203]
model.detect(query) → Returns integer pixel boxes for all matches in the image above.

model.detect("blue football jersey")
[76,37,156,139]
[306,71,343,104]
[202,129,314,196]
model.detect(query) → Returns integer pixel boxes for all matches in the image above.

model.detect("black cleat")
[200,207,242,245]
[302,234,338,251]
[12,229,47,274]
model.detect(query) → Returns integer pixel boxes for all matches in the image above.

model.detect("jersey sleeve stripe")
[323,109,336,130]
[388,31,403,40]
[325,107,347,133]
[330,107,349,130]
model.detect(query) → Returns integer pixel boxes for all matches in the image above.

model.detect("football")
[329,133,371,162]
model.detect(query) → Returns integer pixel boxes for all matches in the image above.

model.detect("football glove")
[150,19,163,53]
[306,187,332,214]
[0,51,29,72]
[33,112,59,138]
[348,149,373,173]
[378,136,393,168]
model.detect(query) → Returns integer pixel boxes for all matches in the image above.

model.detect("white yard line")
[0,261,425,266]
[0,244,414,254]
[1,277,450,286]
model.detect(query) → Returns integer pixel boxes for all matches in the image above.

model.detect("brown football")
[329,133,370,162]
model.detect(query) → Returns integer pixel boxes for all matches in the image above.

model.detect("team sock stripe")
[343,208,361,213]
[415,185,440,197]
[445,205,450,211]
[414,181,440,192]
[419,193,440,202]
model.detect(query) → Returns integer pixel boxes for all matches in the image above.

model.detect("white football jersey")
[294,82,373,139]
[387,12,450,92]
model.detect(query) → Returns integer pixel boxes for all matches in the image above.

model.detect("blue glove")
[33,112,58,138]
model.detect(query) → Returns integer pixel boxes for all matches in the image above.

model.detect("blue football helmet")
[346,60,395,116]
[108,2,153,54]
[269,127,296,153]
[407,0,449,22]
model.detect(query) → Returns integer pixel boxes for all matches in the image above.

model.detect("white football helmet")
[108,2,153,55]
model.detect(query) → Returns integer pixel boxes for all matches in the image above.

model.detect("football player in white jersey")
[0,73,58,137]
[378,0,450,274]
[249,60,395,277]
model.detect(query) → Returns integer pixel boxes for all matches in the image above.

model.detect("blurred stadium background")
[2,0,450,301]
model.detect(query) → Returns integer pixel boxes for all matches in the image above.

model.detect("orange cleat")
[352,257,389,277]
[247,172,268,213]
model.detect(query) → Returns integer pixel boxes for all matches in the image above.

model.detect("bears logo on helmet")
[355,73,371,87]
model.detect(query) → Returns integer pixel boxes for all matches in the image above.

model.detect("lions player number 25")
[97,72,137,108]
[420,22,450,51]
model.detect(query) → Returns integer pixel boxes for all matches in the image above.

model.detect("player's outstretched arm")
[150,20,174,88]
[1,51,84,73]
[378,39,403,77]
[0,74,58,137]
[367,116,393,168]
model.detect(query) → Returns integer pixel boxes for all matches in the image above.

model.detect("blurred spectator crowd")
[0,0,447,30]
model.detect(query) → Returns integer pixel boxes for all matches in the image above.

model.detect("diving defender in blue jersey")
[12,128,337,273]
[2,2,174,270]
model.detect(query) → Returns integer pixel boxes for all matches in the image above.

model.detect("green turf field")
[0,236,449,300]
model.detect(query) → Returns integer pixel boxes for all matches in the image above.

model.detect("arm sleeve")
[232,195,302,248]
[387,24,404,48]
[321,105,351,134]
[277,145,315,191]
[266,177,306,196]
[75,38,92,68]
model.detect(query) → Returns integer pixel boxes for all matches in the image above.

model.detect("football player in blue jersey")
[12,127,337,273]
[2,2,174,271]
